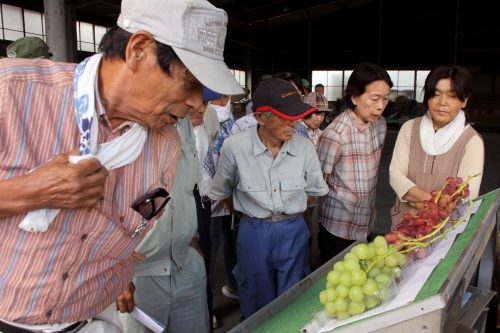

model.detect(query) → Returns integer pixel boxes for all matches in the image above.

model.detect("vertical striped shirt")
[317,109,386,241]
[0,58,180,324]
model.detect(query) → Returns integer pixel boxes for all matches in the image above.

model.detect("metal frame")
[229,193,499,333]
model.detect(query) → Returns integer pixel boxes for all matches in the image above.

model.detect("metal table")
[229,189,500,333]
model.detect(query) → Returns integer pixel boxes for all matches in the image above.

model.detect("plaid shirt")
[317,109,386,241]
[303,92,331,111]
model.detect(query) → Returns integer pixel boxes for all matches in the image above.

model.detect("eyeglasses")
[130,188,170,238]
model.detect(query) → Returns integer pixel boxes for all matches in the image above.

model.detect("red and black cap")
[253,78,318,120]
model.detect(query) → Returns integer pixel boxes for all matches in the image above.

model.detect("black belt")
[240,212,302,223]
[0,320,86,333]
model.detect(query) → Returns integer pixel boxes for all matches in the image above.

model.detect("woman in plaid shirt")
[317,63,393,264]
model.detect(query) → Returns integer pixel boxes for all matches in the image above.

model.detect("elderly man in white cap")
[0,0,241,332]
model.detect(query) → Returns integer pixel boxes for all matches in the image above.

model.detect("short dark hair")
[344,62,393,110]
[98,26,179,76]
[423,65,471,105]
[315,84,324,89]
[273,72,305,95]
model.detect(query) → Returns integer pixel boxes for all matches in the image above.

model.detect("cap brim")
[256,103,318,121]
[231,87,250,102]
[173,47,244,96]
[203,86,224,102]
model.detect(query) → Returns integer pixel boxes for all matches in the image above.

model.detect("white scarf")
[209,99,232,122]
[19,54,148,232]
[420,110,466,155]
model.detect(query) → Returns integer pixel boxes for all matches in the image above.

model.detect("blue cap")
[203,86,224,102]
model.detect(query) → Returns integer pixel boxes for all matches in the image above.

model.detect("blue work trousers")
[233,215,311,318]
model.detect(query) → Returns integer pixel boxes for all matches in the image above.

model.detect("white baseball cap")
[117,0,243,95]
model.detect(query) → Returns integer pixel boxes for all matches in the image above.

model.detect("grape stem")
[366,175,479,274]
[450,173,481,199]
[365,199,474,273]
[434,181,449,204]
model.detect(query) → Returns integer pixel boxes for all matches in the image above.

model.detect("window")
[0,4,108,55]
[313,69,431,103]
[76,21,107,52]
[230,69,246,89]
[24,9,44,38]
[312,70,353,102]
[0,4,45,41]
[416,71,430,102]
[388,70,416,100]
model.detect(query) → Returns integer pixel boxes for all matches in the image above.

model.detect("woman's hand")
[403,186,432,204]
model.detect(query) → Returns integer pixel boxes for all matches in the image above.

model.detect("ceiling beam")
[248,0,377,30]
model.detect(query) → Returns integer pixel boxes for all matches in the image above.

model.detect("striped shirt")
[0,58,180,324]
[317,109,386,241]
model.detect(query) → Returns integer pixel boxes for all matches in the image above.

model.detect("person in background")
[302,78,311,95]
[196,91,249,325]
[204,95,240,328]
[232,72,309,138]
[307,83,339,130]
[0,0,241,332]
[209,78,328,318]
[120,104,209,333]
[389,64,484,227]
[317,62,392,264]
[314,83,325,95]
[192,88,223,331]
[303,84,333,148]
[6,36,52,59]
[301,88,332,268]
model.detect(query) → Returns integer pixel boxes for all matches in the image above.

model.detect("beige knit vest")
[390,117,479,228]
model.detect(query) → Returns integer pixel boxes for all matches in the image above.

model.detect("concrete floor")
[212,128,500,333]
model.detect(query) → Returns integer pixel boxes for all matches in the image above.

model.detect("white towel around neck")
[419,110,466,155]
[19,54,148,232]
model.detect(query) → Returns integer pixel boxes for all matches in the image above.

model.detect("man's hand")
[116,282,135,313]
[34,152,108,209]
[0,151,108,217]
[223,198,234,213]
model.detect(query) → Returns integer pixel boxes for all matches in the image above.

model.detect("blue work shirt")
[208,127,328,218]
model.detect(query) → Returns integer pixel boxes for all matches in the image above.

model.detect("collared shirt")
[0,58,180,324]
[299,120,323,148]
[303,92,331,111]
[208,127,328,218]
[317,109,386,241]
[133,117,200,276]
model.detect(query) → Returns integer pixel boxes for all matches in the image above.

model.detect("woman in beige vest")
[389,65,484,228]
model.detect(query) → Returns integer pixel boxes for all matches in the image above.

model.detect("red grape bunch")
[386,176,472,259]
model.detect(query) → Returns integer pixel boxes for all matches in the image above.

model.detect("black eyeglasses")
[130,188,170,238]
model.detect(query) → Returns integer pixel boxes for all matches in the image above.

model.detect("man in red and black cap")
[208,78,329,318]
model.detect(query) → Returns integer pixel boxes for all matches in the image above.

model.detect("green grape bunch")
[319,236,405,319]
